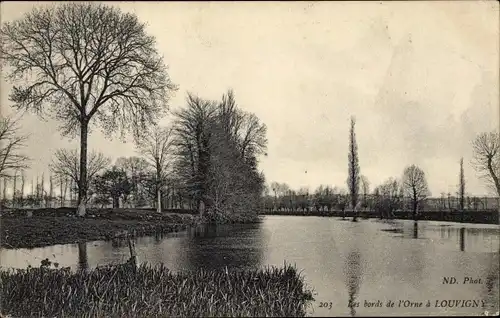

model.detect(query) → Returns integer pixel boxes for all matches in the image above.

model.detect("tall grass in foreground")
[1,263,314,317]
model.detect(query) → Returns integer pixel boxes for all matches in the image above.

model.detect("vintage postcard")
[0,1,499,317]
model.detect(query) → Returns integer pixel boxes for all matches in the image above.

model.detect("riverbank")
[261,209,499,225]
[0,208,261,249]
[0,263,314,317]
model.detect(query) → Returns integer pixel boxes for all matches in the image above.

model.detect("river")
[1,216,499,316]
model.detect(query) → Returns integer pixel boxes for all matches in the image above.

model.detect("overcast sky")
[1,1,499,196]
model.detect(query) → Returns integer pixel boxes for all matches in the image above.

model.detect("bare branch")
[472,131,500,196]
[0,113,30,178]
[49,148,111,191]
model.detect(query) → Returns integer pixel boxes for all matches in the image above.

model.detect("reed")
[0,263,314,317]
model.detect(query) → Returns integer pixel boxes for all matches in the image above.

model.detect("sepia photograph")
[0,1,499,317]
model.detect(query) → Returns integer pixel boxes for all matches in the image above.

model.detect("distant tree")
[2,177,7,204]
[12,171,18,206]
[115,156,150,207]
[50,148,111,204]
[360,175,370,208]
[1,2,176,216]
[458,157,465,222]
[472,131,500,196]
[347,116,360,222]
[373,178,402,219]
[297,187,310,211]
[402,165,430,221]
[337,188,349,218]
[136,126,174,212]
[93,167,133,208]
[0,114,29,178]
[20,172,25,206]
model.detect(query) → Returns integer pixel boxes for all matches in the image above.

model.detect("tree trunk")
[487,158,500,197]
[113,196,119,208]
[156,188,161,213]
[77,121,89,217]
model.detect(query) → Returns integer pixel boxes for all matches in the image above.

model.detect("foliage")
[173,90,267,219]
[347,116,360,220]
[92,166,133,208]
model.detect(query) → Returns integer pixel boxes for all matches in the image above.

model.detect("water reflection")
[77,242,88,271]
[345,249,362,317]
[459,227,465,252]
[1,218,498,317]
[177,223,265,272]
[481,253,500,313]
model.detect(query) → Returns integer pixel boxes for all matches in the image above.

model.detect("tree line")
[1,90,268,217]
[0,2,498,220]
[0,3,267,219]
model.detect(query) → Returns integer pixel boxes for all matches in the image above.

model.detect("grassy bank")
[261,209,499,225]
[0,263,314,317]
[0,208,199,249]
[0,208,262,249]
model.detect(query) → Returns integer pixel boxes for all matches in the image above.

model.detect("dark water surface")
[1,216,499,316]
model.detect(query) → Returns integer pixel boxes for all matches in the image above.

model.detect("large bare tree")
[347,116,360,222]
[402,165,430,221]
[0,2,175,215]
[49,148,111,202]
[0,114,29,178]
[472,131,500,196]
[136,126,174,212]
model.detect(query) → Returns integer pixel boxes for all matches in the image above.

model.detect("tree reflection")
[176,222,265,272]
[77,242,88,272]
[480,253,500,313]
[344,249,362,317]
[459,227,465,252]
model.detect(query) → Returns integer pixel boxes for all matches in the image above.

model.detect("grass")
[0,208,198,249]
[0,208,263,249]
[0,263,314,317]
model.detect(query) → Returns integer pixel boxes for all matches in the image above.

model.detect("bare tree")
[49,175,54,208]
[402,165,430,221]
[2,177,7,202]
[115,156,150,207]
[472,131,500,196]
[136,126,174,212]
[12,171,17,206]
[347,116,360,222]
[374,177,402,219]
[1,2,176,216]
[20,171,25,206]
[360,175,370,208]
[0,114,29,178]
[50,148,111,203]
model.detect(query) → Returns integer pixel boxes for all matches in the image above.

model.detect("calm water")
[1,216,499,317]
